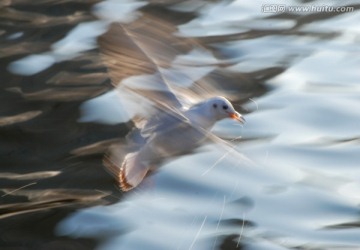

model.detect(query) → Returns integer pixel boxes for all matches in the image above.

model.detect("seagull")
[115,96,245,191]
[80,15,248,191]
[96,81,246,191]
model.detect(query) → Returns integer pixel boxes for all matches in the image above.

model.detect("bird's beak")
[229,112,246,124]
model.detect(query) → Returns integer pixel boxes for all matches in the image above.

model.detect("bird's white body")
[120,96,244,190]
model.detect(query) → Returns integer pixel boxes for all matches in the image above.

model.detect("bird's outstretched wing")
[98,14,195,109]
[96,14,230,126]
[81,13,243,129]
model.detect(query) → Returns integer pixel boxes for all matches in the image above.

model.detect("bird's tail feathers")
[103,144,148,191]
[119,152,149,191]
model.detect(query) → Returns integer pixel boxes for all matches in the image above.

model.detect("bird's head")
[207,96,245,124]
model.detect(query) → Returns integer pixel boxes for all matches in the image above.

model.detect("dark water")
[1,0,360,249]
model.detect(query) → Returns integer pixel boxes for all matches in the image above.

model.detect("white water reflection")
[58,140,360,249]
[8,0,144,76]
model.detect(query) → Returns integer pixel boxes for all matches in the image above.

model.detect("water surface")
[1,0,360,249]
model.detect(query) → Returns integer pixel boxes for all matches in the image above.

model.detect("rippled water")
[1,0,360,249]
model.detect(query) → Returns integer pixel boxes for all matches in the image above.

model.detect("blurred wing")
[82,14,245,136]
[88,14,213,132]
[98,15,184,108]
[97,14,228,109]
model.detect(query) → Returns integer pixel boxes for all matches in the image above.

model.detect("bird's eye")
[213,104,217,108]
[223,105,228,110]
